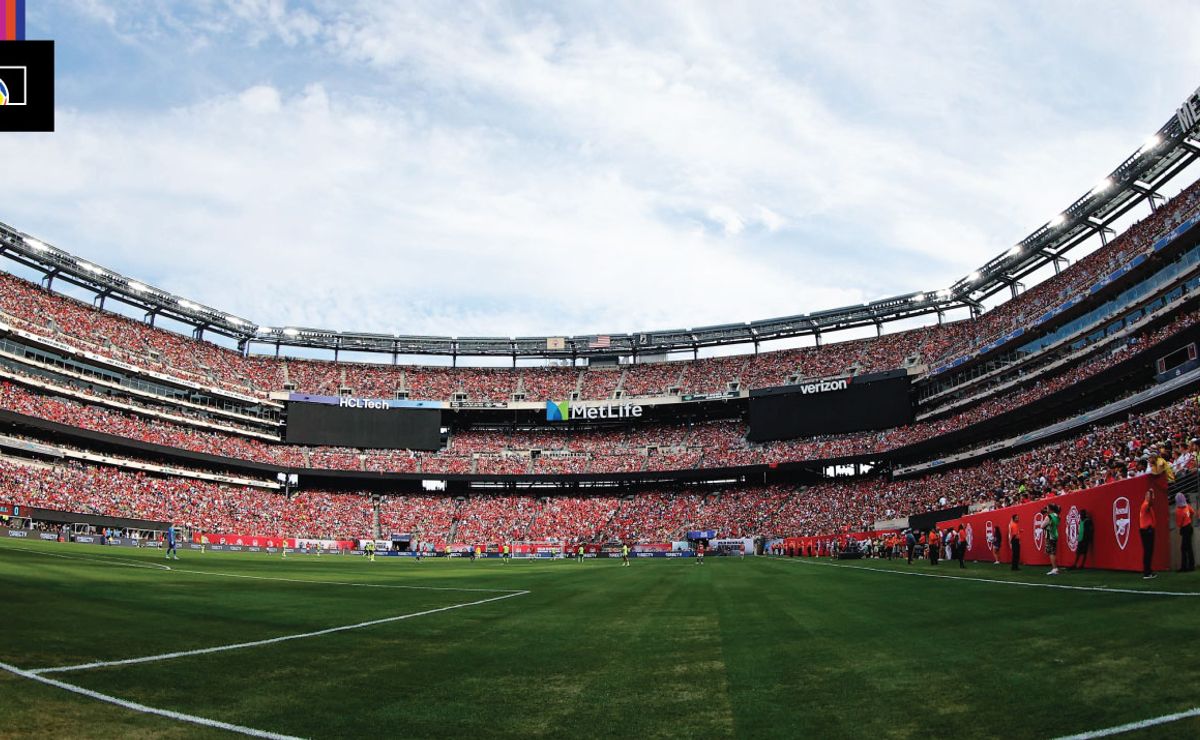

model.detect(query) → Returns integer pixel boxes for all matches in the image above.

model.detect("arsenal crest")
[1113,496,1131,551]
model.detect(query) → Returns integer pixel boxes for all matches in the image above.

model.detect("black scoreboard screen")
[748,370,913,442]
[284,402,442,450]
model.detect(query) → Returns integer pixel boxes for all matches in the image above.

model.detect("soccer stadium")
[4,4,1200,739]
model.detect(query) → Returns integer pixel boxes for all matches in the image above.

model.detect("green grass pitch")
[2,538,1199,739]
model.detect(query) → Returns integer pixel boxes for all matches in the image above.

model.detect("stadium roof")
[2,86,1199,360]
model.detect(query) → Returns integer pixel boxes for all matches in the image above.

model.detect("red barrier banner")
[937,475,1170,572]
[192,533,296,549]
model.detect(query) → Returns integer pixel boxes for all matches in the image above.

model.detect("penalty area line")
[31,589,530,675]
[2,544,522,593]
[783,557,1200,597]
[2,546,173,571]
[1054,706,1200,739]
[0,660,301,740]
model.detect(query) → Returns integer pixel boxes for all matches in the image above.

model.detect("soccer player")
[990,523,1002,564]
[366,539,376,562]
[621,542,630,567]
[576,544,585,563]
[164,523,179,561]
[502,543,510,563]
[200,533,208,554]
[695,542,705,565]
[474,545,482,562]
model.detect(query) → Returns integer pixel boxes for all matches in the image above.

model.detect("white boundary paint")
[0,659,304,739]
[1052,706,1200,738]
[784,557,1200,736]
[784,557,1200,597]
[2,545,516,592]
[3,545,173,571]
[32,590,529,674]
[1,542,532,737]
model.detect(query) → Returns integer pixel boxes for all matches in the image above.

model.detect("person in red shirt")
[1139,489,1157,579]
[1008,515,1021,571]
[1176,493,1195,573]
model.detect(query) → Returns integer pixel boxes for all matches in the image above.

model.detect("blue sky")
[6,1,1200,346]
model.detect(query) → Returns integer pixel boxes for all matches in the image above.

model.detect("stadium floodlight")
[225,315,244,325]
[968,271,981,282]
[1093,178,1113,193]
[127,281,148,292]
[1007,245,1022,257]
[79,262,104,275]
[1049,214,1066,227]
[23,236,47,251]
[283,328,300,337]
[178,299,200,310]
[937,288,952,298]
[1141,134,1162,152]
[257,326,272,334]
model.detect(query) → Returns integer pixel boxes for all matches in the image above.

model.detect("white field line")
[4,543,533,736]
[2,544,520,592]
[31,589,529,675]
[782,557,1200,597]
[1053,706,1200,738]
[169,567,521,593]
[0,660,303,740]
[2,545,173,570]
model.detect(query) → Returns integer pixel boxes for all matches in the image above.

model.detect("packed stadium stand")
[4,152,1200,548]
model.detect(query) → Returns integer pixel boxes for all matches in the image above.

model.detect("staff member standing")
[1008,515,1021,571]
[1176,493,1195,573]
[1071,510,1093,570]
[1140,489,1157,580]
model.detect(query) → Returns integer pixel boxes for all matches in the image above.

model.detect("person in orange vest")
[1008,515,1021,571]
[1176,493,1195,573]
[927,529,940,566]
[1140,489,1157,580]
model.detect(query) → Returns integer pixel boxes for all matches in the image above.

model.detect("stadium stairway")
[1169,470,1199,500]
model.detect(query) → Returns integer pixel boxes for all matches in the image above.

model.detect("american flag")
[589,335,611,349]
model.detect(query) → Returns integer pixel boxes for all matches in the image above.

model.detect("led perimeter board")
[747,369,914,442]
[284,401,443,450]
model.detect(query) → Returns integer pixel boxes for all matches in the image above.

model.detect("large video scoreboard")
[284,395,443,450]
[748,370,913,442]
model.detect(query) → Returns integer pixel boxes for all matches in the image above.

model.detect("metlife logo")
[546,400,643,421]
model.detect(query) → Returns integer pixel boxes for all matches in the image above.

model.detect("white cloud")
[10,0,1200,346]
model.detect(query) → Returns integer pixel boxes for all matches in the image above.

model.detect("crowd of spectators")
[3,294,1196,479]
[4,387,1198,543]
[930,178,1200,367]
